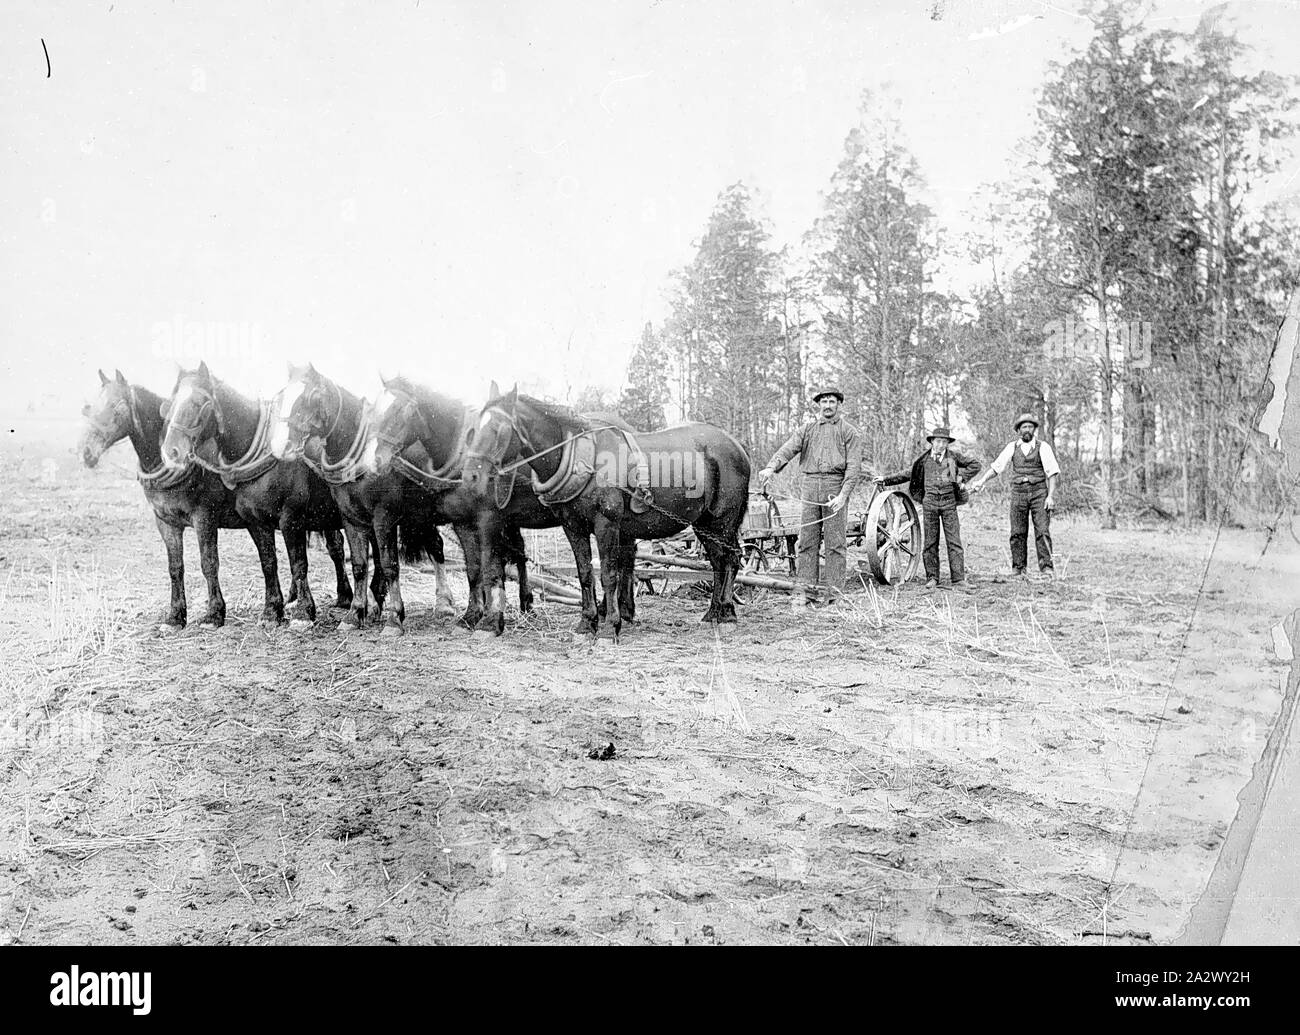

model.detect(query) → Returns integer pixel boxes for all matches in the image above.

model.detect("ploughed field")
[1,456,1293,945]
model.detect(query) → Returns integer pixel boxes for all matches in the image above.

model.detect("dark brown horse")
[461,384,750,641]
[270,364,455,635]
[80,369,350,631]
[368,376,644,637]
[158,362,351,628]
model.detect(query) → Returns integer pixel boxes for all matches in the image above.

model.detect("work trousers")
[1010,483,1053,572]
[922,497,965,583]
[796,475,847,601]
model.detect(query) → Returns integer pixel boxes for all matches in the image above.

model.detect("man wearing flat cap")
[876,427,982,591]
[758,388,862,607]
[970,413,1060,579]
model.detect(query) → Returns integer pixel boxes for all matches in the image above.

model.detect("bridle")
[166,379,224,449]
[373,387,430,462]
[465,400,589,477]
[463,403,526,473]
[84,392,131,445]
[284,378,344,454]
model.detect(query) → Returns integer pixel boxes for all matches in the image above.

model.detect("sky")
[3,0,1299,440]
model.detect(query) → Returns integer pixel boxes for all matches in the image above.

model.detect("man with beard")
[970,413,1060,580]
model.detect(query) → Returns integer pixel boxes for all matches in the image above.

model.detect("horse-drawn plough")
[514,485,924,606]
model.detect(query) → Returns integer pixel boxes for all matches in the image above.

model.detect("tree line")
[592,2,1299,525]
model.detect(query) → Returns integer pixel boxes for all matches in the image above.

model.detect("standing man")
[758,387,862,608]
[970,413,1060,579]
[876,427,982,592]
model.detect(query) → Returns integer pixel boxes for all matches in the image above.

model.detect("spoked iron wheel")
[865,488,922,585]
[733,543,771,605]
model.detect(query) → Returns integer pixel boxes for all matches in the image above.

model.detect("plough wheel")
[865,488,922,585]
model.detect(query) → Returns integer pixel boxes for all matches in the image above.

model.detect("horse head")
[370,374,435,474]
[80,368,132,468]
[160,361,222,468]
[462,380,524,492]
[272,362,335,461]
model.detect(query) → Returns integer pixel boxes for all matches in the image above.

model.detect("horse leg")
[339,523,370,631]
[283,519,317,628]
[193,510,225,629]
[368,528,387,617]
[156,517,186,633]
[562,521,599,638]
[593,517,622,643]
[452,524,484,630]
[431,526,458,619]
[251,525,285,626]
[375,512,405,636]
[325,528,353,610]
[506,524,533,613]
[617,540,637,622]
[696,519,741,624]
[472,522,508,639]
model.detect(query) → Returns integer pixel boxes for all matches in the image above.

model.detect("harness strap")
[126,386,194,490]
[303,398,373,485]
[530,433,597,506]
[192,399,280,490]
[391,404,477,492]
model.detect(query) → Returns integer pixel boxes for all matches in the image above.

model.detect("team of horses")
[80,363,751,642]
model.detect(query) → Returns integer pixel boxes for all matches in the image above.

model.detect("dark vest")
[908,451,969,505]
[1010,442,1047,486]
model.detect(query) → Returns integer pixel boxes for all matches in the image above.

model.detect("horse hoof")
[158,623,181,635]
[381,624,404,638]
[289,618,314,632]
[434,605,459,620]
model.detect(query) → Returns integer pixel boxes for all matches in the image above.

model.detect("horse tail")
[399,521,445,565]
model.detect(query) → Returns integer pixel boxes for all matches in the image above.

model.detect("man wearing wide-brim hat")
[876,426,983,591]
[758,387,863,608]
[970,413,1060,579]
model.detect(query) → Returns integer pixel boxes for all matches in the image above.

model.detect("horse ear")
[507,383,519,402]
[198,360,211,380]
[114,369,127,385]
[159,399,170,419]
[488,379,500,400]
[98,368,110,386]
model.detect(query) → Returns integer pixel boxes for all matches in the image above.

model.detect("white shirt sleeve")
[990,441,1016,475]
[1039,440,1061,479]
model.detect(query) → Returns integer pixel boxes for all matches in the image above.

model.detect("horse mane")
[130,384,166,433]
[386,375,462,417]
[511,393,592,434]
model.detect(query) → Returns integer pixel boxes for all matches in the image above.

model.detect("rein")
[386,395,477,493]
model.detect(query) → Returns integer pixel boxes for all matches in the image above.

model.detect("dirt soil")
[1,455,1296,945]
